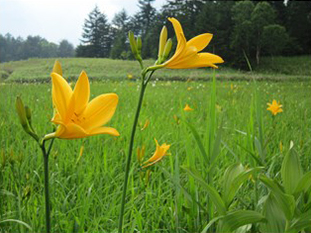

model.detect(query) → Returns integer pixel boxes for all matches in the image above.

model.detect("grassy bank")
[0,56,310,82]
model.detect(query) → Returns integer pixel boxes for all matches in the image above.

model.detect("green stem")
[118,71,154,232]
[41,139,54,233]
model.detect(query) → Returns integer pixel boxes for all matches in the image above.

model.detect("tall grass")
[0,77,310,232]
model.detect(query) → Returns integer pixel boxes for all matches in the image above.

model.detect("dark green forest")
[1,0,310,68]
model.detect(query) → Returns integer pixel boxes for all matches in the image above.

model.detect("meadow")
[0,58,311,232]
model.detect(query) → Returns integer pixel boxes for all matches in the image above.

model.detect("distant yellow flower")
[141,119,150,131]
[162,17,224,69]
[184,104,194,112]
[127,74,133,79]
[45,61,119,139]
[143,139,170,168]
[267,100,283,116]
[187,86,193,91]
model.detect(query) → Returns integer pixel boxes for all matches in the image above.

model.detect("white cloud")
[0,0,166,46]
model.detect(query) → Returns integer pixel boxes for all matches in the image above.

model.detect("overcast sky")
[0,0,167,46]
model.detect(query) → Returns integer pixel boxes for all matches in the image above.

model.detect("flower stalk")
[118,69,155,232]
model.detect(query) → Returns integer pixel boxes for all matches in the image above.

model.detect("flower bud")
[15,96,39,141]
[162,38,172,61]
[158,26,168,59]
[137,36,142,55]
[15,96,29,131]
[52,60,62,76]
[128,31,138,56]
[24,106,32,125]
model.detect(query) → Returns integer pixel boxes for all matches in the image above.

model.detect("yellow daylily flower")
[45,61,119,139]
[143,139,170,168]
[141,119,150,131]
[162,17,224,69]
[184,104,194,112]
[267,100,283,116]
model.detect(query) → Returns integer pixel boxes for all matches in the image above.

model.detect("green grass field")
[1,58,311,232]
[1,56,310,82]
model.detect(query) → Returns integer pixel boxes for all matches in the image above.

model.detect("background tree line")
[77,0,311,68]
[1,0,310,69]
[0,34,74,63]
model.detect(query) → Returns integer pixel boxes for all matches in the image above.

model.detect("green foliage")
[80,5,111,58]
[259,145,311,232]
[0,34,74,63]
[281,146,303,194]
[261,24,289,55]
[110,10,130,59]
[231,1,255,67]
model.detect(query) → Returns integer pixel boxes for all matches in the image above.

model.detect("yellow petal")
[88,127,120,136]
[168,17,185,51]
[169,53,224,69]
[164,32,187,66]
[51,112,62,124]
[154,138,159,147]
[57,123,88,139]
[72,71,90,115]
[51,72,73,120]
[52,60,62,76]
[187,33,213,52]
[166,45,198,67]
[81,93,118,130]
[54,124,66,137]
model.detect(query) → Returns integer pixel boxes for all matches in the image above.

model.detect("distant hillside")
[0,56,310,82]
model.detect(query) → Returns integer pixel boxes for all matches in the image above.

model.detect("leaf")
[225,167,263,207]
[260,194,286,233]
[259,175,295,220]
[184,120,208,164]
[222,163,263,208]
[0,219,32,231]
[201,215,224,233]
[281,147,303,194]
[222,163,245,205]
[288,210,311,232]
[210,123,222,163]
[182,166,227,215]
[294,171,311,195]
[218,210,266,232]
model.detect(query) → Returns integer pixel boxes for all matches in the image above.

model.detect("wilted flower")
[267,100,283,116]
[45,61,119,139]
[143,139,170,168]
[141,119,150,131]
[184,104,194,112]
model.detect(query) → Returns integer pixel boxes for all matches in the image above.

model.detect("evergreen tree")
[136,0,157,37]
[80,5,111,57]
[110,9,130,59]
